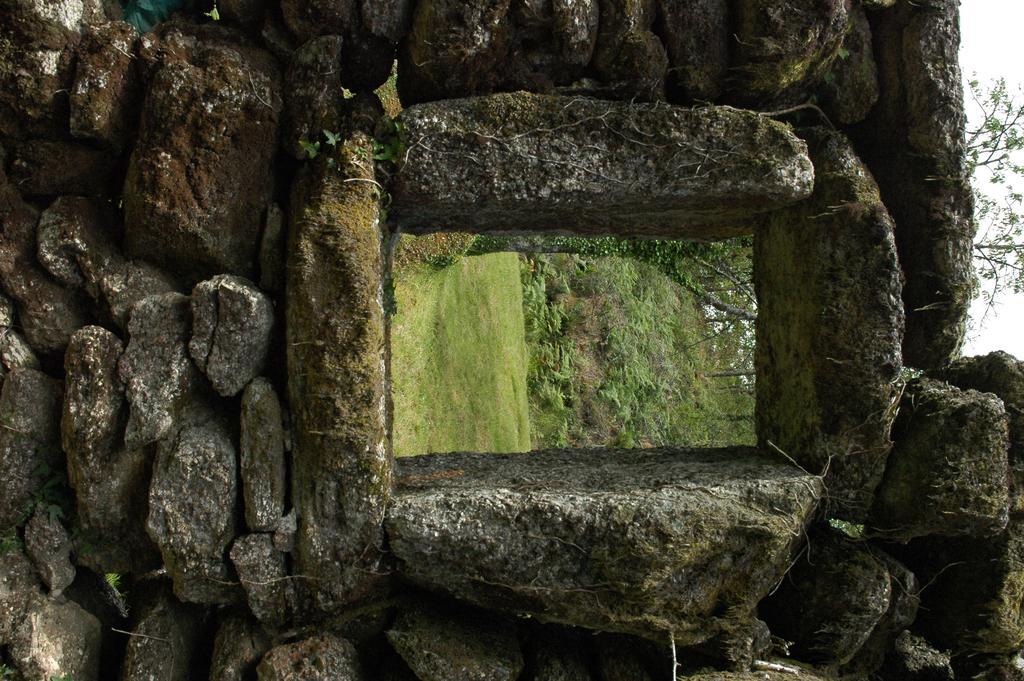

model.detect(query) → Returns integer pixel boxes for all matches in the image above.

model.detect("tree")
[966,77,1024,305]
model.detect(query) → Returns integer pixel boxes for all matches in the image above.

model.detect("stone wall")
[0,1,1018,680]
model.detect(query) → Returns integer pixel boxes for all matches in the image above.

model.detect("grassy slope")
[523,254,755,449]
[391,252,531,456]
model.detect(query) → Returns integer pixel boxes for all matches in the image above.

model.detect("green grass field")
[390,252,531,456]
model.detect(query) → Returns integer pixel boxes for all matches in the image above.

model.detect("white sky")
[960,3,1024,359]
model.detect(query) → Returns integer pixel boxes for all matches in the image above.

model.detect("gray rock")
[9,597,102,681]
[387,601,523,681]
[257,634,366,681]
[818,6,878,125]
[870,378,1010,540]
[852,0,974,370]
[63,326,155,574]
[931,352,1024,515]
[98,259,179,330]
[190,275,274,397]
[755,128,904,522]
[23,505,74,595]
[845,549,921,675]
[0,180,90,355]
[210,611,272,681]
[0,368,63,529]
[880,631,954,681]
[70,21,141,148]
[119,292,201,449]
[398,0,512,104]
[123,27,282,282]
[656,0,728,101]
[121,582,204,681]
[36,196,120,290]
[240,378,286,531]
[696,618,772,671]
[273,508,297,553]
[385,447,821,643]
[146,402,241,605]
[287,132,390,613]
[283,35,346,160]
[955,653,1024,681]
[361,0,413,42]
[391,93,814,240]
[0,294,40,373]
[508,0,598,87]
[0,547,43,645]
[731,0,849,106]
[259,203,286,295]
[761,529,914,667]
[683,672,832,681]
[229,533,295,629]
[591,0,667,99]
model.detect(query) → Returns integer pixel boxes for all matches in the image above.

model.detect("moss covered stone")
[392,93,813,240]
[287,132,390,613]
[851,0,974,370]
[755,128,904,522]
[870,378,1009,540]
[385,446,820,644]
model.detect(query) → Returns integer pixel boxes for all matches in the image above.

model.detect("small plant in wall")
[299,129,342,168]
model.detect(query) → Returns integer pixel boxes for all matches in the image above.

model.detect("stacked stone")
[0,0,1011,679]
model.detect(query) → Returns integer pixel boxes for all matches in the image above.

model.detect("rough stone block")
[870,378,1009,540]
[889,520,1024,656]
[240,378,287,531]
[287,133,390,612]
[230,533,295,629]
[818,6,879,125]
[123,26,282,282]
[99,259,180,331]
[761,529,917,667]
[71,21,141,148]
[8,139,120,198]
[385,447,821,644]
[398,0,512,105]
[932,352,1024,515]
[23,505,75,595]
[852,0,974,369]
[880,631,954,681]
[257,634,366,681]
[361,0,413,42]
[190,275,274,397]
[755,128,904,522]
[9,597,102,681]
[121,581,203,681]
[119,292,202,449]
[0,547,43,645]
[386,601,524,681]
[280,0,356,43]
[146,402,241,605]
[0,368,64,529]
[63,326,156,574]
[530,626,591,681]
[392,93,814,240]
[283,35,346,160]
[656,0,728,101]
[36,196,120,291]
[210,611,272,681]
[591,0,666,99]
[730,0,849,106]
[0,181,90,355]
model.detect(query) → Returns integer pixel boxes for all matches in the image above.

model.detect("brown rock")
[257,634,366,680]
[0,368,64,529]
[71,21,142,148]
[123,26,282,282]
[281,0,357,43]
[8,140,120,198]
[283,35,346,160]
[0,181,90,355]
[398,0,513,105]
